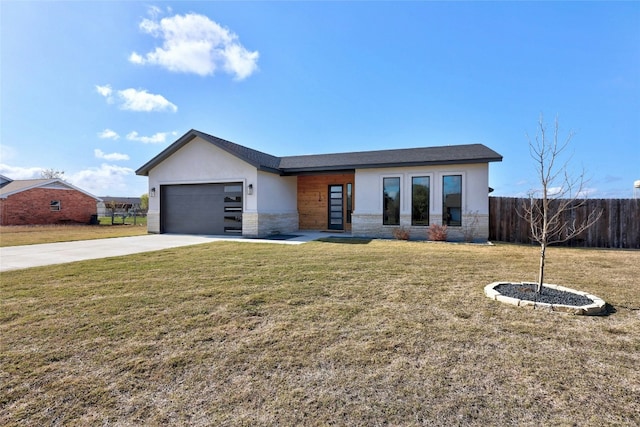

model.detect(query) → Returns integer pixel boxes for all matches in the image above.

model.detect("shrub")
[392,227,411,240]
[428,224,448,241]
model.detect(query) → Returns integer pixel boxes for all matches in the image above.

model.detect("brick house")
[0,175,101,226]
[137,130,502,240]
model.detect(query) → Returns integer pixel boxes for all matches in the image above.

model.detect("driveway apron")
[0,233,322,272]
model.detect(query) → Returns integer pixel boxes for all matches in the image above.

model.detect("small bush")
[428,224,448,241]
[392,227,411,240]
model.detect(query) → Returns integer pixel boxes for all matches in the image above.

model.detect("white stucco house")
[136,129,502,240]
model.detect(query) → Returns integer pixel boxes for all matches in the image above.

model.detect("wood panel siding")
[297,174,354,231]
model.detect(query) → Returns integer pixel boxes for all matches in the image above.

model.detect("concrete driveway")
[0,232,328,272]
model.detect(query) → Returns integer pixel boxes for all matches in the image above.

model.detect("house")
[0,175,101,226]
[136,130,502,240]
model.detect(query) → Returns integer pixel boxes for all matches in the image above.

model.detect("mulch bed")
[495,282,594,306]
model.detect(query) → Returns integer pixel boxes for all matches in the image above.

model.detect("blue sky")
[1,1,638,198]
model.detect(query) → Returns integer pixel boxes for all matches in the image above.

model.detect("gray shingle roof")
[98,197,142,204]
[0,179,53,197]
[136,129,502,176]
[278,144,503,173]
[0,179,101,200]
[136,130,281,176]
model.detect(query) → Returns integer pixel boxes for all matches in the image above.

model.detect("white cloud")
[577,187,598,198]
[98,129,120,140]
[118,88,178,112]
[126,131,175,144]
[146,5,165,20]
[95,84,113,98]
[547,186,564,197]
[129,12,259,80]
[0,164,43,180]
[222,43,260,80]
[94,149,130,161]
[96,85,177,112]
[67,164,136,196]
[128,52,144,64]
[1,163,141,196]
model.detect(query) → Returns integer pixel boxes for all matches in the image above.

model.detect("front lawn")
[1,241,638,425]
[0,224,148,247]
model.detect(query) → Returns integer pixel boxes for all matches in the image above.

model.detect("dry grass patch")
[1,241,639,425]
[0,224,147,247]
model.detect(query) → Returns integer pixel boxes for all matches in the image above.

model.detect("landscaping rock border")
[484,282,606,315]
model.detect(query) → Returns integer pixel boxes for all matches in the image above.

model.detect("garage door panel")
[161,183,242,234]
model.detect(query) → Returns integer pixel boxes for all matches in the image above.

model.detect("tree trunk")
[537,243,546,293]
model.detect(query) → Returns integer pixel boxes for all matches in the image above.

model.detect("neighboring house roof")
[0,178,102,201]
[98,197,141,205]
[136,129,503,176]
[0,174,13,188]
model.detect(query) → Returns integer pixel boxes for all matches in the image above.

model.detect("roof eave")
[280,156,503,174]
[136,130,282,176]
[258,166,284,175]
[136,131,199,176]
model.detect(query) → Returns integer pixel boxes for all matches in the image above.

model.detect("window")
[328,185,344,229]
[383,177,400,225]
[346,183,353,224]
[443,175,462,226]
[224,184,242,193]
[50,200,61,211]
[411,176,430,225]
[223,183,243,234]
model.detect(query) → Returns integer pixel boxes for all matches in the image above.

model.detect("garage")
[160,183,243,235]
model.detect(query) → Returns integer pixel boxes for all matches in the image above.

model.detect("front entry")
[297,174,353,231]
[328,184,344,230]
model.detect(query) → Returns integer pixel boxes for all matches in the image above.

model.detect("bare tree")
[522,115,602,293]
[40,168,65,179]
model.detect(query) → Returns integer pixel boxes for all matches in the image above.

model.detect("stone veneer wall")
[147,212,160,234]
[352,213,489,242]
[146,211,298,237]
[242,212,299,238]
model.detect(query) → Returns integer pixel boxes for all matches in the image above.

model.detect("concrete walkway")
[0,232,332,272]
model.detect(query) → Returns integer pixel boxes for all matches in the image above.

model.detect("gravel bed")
[495,283,594,306]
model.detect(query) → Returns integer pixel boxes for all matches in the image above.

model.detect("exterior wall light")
[150,187,156,197]
[247,184,253,195]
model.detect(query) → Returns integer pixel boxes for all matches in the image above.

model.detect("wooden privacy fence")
[489,197,640,249]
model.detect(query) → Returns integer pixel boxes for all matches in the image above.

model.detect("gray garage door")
[160,183,243,235]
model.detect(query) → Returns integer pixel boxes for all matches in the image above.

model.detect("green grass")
[0,224,147,247]
[1,240,639,425]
